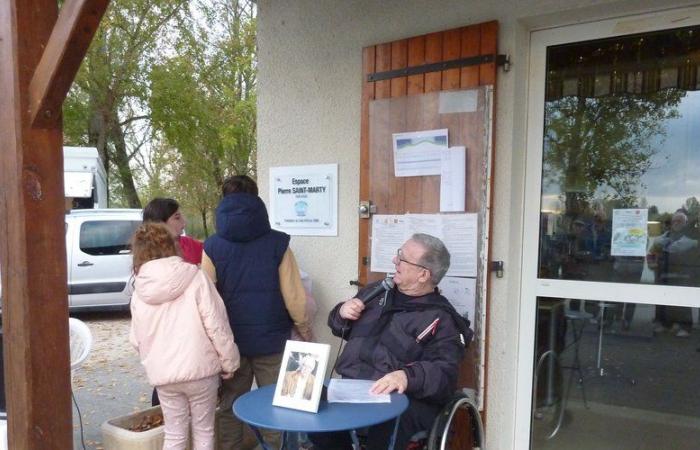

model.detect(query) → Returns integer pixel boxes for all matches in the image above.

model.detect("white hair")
[411,233,451,285]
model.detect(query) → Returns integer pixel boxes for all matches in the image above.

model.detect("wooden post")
[1,0,75,448]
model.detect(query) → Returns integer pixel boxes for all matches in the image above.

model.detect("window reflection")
[538,25,700,288]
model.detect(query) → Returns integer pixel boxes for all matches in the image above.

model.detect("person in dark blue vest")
[202,175,311,450]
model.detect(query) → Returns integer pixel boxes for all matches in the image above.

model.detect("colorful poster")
[392,129,448,177]
[610,208,648,256]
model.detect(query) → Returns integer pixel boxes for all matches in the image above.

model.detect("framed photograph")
[272,340,330,413]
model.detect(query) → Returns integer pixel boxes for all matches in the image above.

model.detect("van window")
[79,220,140,256]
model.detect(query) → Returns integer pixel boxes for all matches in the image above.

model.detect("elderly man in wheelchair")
[309,233,473,450]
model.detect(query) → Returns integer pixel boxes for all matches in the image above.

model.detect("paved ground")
[71,311,152,450]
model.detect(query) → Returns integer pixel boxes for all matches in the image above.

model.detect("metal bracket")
[490,260,504,278]
[367,54,510,82]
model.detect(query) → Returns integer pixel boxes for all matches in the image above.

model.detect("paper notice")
[438,214,478,277]
[440,146,466,212]
[327,379,390,403]
[392,129,448,177]
[611,208,648,257]
[370,215,406,273]
[438,276,476,323]
[369,213,478,277]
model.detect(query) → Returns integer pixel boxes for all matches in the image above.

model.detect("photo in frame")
[272,340,330,413]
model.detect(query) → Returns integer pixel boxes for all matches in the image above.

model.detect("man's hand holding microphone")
[340,276,395,321]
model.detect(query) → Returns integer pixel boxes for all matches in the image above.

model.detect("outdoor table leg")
[350,429,361,449]
[387,415,401,450]
[349,414,402,450]
[247,425,287,450]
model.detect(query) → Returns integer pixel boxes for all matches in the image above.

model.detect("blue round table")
[233,384,409,449]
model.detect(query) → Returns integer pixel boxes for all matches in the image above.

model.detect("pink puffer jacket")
[129,256,240,386]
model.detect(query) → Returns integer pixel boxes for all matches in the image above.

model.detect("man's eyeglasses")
[396,248,430,271]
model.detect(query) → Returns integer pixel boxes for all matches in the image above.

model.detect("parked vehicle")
[65,209,142,311]
[63,146,108,210]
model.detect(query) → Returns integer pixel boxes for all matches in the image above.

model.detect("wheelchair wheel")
[427,391,484,450]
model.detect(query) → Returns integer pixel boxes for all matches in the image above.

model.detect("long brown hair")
[131,222,180,274]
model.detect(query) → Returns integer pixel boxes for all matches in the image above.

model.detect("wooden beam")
[1,0,80,447]
[28,0,109,129]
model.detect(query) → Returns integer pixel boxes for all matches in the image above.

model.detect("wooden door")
[357,22,499,445]
[359,22,498,283]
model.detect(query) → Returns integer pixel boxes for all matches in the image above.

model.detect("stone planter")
[101,406,165,450]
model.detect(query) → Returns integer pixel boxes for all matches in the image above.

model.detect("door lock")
[358,200,377,219]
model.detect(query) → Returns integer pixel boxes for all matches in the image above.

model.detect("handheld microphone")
[358,277,395,304]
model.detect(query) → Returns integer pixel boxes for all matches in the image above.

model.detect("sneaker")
[676,329,690,338]
[670,323,682,333]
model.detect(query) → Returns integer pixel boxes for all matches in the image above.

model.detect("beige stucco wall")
[256,1,696,448]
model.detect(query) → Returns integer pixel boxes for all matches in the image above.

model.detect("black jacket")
[329,282,471,404]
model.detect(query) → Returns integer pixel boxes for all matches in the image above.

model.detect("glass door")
[518,7,700,450]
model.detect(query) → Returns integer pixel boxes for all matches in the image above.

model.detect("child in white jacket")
[129,223,240,450]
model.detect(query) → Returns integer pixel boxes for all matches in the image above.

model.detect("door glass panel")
[532,24,700,450]
[538,25,700,288]
[531,297,700,449]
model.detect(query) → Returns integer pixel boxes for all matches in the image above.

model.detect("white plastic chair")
[69,318,92,371]
[69,318,92,449]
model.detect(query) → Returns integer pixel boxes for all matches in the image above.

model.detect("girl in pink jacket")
[129,223,240,450]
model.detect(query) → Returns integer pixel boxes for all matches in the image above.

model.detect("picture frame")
[272,340,331,413]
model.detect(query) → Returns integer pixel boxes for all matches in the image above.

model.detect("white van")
[65,209,142,310]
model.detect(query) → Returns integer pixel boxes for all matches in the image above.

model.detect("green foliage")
[62,0,257,225]
[544,89,684,209]
[63,0,188,208]
[148,0,257,235]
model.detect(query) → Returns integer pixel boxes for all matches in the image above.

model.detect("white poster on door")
[370,213,477,276]
[392,129,448,177]
[610,208,648,256]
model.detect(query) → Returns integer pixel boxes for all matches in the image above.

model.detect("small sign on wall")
[269,164,338,236]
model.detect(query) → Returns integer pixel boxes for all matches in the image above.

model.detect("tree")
[63,0,188,207]
[149,0,257,235]
[544,89,684,215]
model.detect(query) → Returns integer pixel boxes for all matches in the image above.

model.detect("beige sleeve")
[201,251,216,282]
[280,248,312,340]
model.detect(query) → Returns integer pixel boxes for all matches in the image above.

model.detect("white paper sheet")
[440,146,466,212]
[370,213,478,277]
[392,129,448,177]
[370,215,406,273]
[438,276,476,323]
[327,379,390,403]
[438,214,478,277]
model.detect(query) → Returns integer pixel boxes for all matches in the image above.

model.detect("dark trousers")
[655,305,693,330]
[308,398,441,450]
[151,388,160,406]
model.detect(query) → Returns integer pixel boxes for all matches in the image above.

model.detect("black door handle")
[77,261,94,267]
